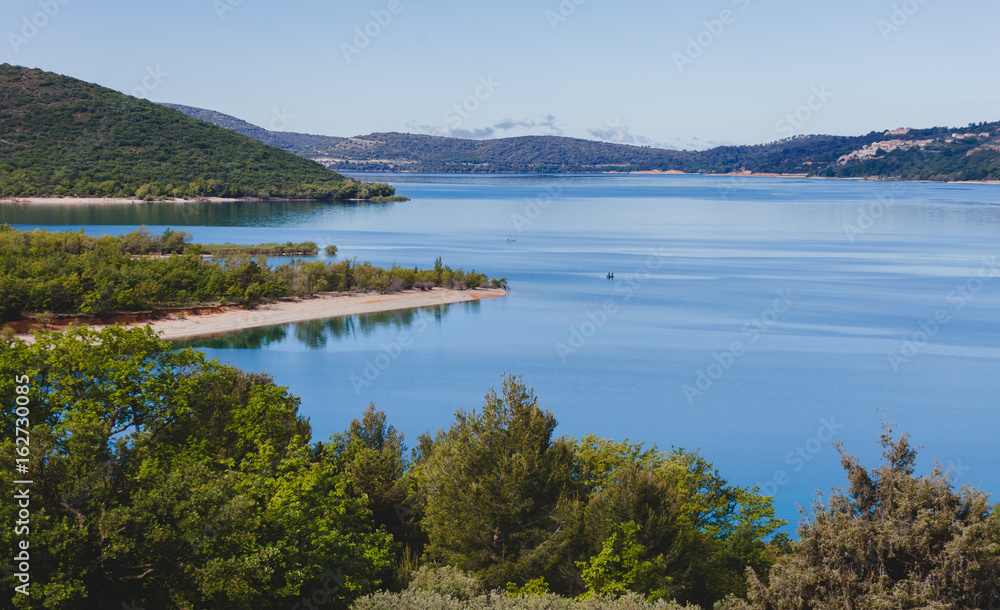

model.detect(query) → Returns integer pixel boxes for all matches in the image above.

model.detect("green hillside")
[308,132,691,173]
[0,65,397,200]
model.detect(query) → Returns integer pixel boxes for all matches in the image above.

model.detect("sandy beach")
[11,288,508,343]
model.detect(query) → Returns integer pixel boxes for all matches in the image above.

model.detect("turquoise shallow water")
[6,173,1000,533]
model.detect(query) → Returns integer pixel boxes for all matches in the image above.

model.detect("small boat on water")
[607,272,614,279]
[506,236,517,242]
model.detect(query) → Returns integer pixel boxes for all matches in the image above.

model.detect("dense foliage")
[412,376,786,608]
[742,424,1000,609]
[0,64,396,200]
[0,331,778,608]
[165,102,1000,180]
[0,327,393,608]
[1,329,997,608]
[0,226,505,321]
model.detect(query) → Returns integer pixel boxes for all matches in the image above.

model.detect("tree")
[0,327,392,608]
[335,404,424,589]
[577,521,671,600]
[747,420,1000,609]
[417,375,575,588]
[340,404,410,529]
[572,436,786,606]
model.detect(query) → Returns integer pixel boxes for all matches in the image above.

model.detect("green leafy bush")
[407,566,483,600]
[745,422,1000,609]
[352,591,700,609]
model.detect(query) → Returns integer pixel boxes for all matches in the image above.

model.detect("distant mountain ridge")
[162,103,1000,181]
[159,103,335,156]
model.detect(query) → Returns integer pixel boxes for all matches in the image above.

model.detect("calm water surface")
[6,174,999,533]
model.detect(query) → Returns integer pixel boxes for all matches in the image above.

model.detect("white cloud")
[539,114,563,136]
[495,117,535,130]
[587,124,635,144]
[407,114,566,140]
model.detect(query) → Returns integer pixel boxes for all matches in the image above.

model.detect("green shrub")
[352,590,701,609]
[746,421,1000,609]
[407,565,483,600]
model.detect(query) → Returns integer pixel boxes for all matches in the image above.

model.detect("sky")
[2,0,999,150]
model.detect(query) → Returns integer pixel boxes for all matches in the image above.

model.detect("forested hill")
[309,132,691,173]
[0,65,396,200]
[166,102,1000,181]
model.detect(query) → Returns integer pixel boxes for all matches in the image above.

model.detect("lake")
[5,173,999,533]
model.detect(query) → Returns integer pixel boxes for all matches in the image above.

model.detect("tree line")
[298,126,1000,181]
[0,226,505,322]
[1,327,996,609]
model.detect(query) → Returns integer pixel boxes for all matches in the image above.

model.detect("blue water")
[6,174,1000,533]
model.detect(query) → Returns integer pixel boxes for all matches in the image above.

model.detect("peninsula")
[0,226,507,341]
[8,287,507,343]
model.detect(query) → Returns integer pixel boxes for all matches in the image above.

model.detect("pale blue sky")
[3,0,999,149]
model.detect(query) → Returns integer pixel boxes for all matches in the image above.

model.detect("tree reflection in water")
[173,300,479,351]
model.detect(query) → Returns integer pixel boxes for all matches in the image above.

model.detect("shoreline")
[322,170,1000,185]
[3,176,1000,206]
[10,287,508,343]
[1,196,254,205]
[621,170,1000,184]
[0,196,406,206]
[0,196,355,206]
